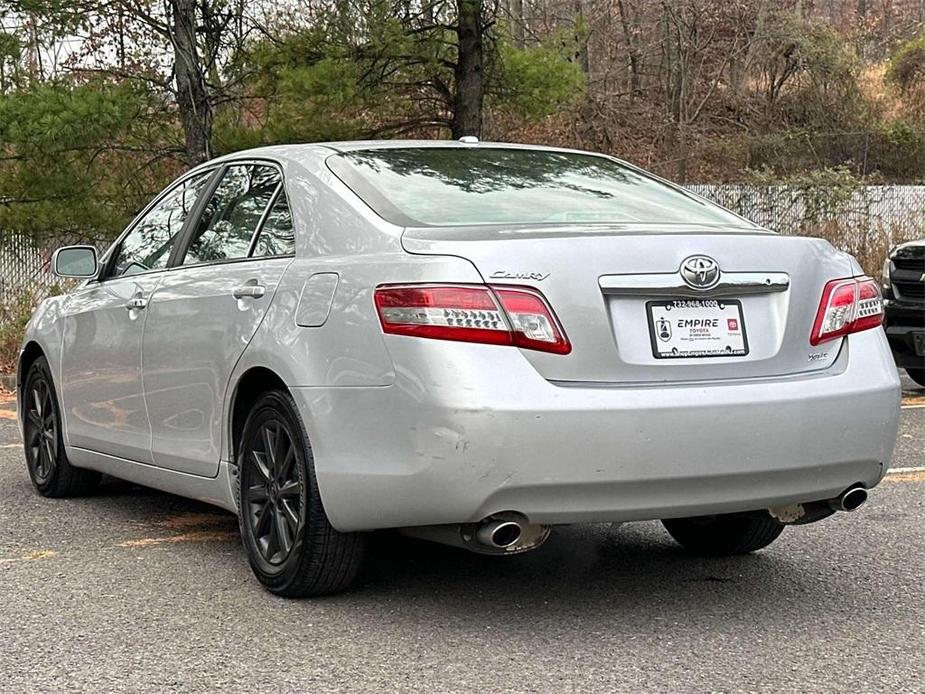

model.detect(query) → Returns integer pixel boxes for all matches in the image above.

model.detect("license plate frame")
[647,299,749,359]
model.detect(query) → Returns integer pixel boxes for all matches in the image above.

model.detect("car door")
[142,161,296,477]
[59,170,214,463]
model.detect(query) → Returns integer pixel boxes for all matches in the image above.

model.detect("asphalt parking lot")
[0,375,923,693]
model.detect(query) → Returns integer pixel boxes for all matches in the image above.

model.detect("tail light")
[810,276,884,346]
[374,284,571,354]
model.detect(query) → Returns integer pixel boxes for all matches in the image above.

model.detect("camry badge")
[490,270,550,282]
[680,255,721,290]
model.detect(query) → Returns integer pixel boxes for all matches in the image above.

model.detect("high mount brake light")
[810,276,884,346]
[374,284,571,355]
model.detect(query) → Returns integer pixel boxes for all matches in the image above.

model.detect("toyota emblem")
[680,255,721,289]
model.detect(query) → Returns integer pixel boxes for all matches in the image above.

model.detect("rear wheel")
[237,390,365,597]
[906,368,925,388]
[22,356,100,497]
[662,513,784,556]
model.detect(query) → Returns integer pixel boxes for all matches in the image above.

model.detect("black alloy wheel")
[237,390,365,597]
[24,373,58,485]
[21,356,100,497]
[241,417,305,567]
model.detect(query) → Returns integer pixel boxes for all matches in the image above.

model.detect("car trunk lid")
[401,224,856,384]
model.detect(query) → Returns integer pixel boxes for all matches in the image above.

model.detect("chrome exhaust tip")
[476,519,523,548]
[829,486,868,513]
[770,486,870,525]
[398,513,549,555]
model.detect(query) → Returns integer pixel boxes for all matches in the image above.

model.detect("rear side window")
[327,148,747,227]
[251,189,295,257]
[110,171,212,277]
[182,164,281,265]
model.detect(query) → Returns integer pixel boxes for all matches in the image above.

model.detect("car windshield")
[327,147,747,227]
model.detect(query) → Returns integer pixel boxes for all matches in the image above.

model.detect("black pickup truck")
[883,239,925,387]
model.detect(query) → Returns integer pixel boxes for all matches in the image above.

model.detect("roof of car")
[893,238,925,252]
[318,139,586,153]
[207,139,603,168]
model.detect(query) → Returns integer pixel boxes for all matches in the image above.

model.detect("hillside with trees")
[1,0,925,245]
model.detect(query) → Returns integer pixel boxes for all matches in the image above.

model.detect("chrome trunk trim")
[599,271,790,297]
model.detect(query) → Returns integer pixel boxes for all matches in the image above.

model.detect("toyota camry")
[18,140,901,597]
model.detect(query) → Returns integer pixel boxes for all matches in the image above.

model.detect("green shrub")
[886,32,925,91]
[0,289,40,374]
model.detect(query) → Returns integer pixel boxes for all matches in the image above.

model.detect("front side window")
[182,164,281,265]
[110,171,212,277]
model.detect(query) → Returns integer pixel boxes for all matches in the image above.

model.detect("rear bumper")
[294,329,901,532]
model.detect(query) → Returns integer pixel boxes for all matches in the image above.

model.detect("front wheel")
[22,356,100,497]
[237,390,365,597]
[662,513,784,556]
[906,368,925,389]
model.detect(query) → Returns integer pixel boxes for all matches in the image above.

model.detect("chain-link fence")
[2,183,924,296]
[0,234,57,296]
[690,184,925,275]
[0,235,60,371]
[691,184,925,243]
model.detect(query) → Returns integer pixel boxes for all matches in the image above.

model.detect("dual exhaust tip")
[414,488,872,551]
[474,489,872,546]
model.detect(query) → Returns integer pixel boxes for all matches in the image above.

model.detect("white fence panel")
[0,235,57,295]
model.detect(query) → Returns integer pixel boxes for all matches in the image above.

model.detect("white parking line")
[901,403,925,409]
[887,466,925,475]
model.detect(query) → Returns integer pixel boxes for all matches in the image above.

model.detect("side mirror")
[52,245,98,279]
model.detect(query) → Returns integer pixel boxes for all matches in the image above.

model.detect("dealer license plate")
[647,299,748,359]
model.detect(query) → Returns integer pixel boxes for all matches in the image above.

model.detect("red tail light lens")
[493,286,571,354]
[853,277,886,333]
[374,285,512,346]
[810,276,884,346]
[374,284,571,354]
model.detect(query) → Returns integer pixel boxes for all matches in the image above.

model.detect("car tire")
[22,356,101,497]
[662,513,784,556]
[237,389,365,597]
[906,368,925,388]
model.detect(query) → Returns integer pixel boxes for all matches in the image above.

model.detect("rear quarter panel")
[222,156,485,461]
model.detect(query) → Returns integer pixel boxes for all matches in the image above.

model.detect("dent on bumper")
[294,331,901,532]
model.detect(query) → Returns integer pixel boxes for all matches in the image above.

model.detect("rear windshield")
[327,147,746,227]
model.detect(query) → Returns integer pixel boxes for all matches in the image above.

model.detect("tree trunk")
[573,0,590,74]
[616,0,641,98]
[734,0,767,98]
[170,0,213,165]
[27,14,44,82]
[676,121,689,183]
[451,0,484,139]
[510,0,526,47]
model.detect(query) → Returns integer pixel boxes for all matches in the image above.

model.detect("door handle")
[233,283,266,300]
[125,296,147,311]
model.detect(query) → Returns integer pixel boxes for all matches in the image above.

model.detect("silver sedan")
[18,141,901,597]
